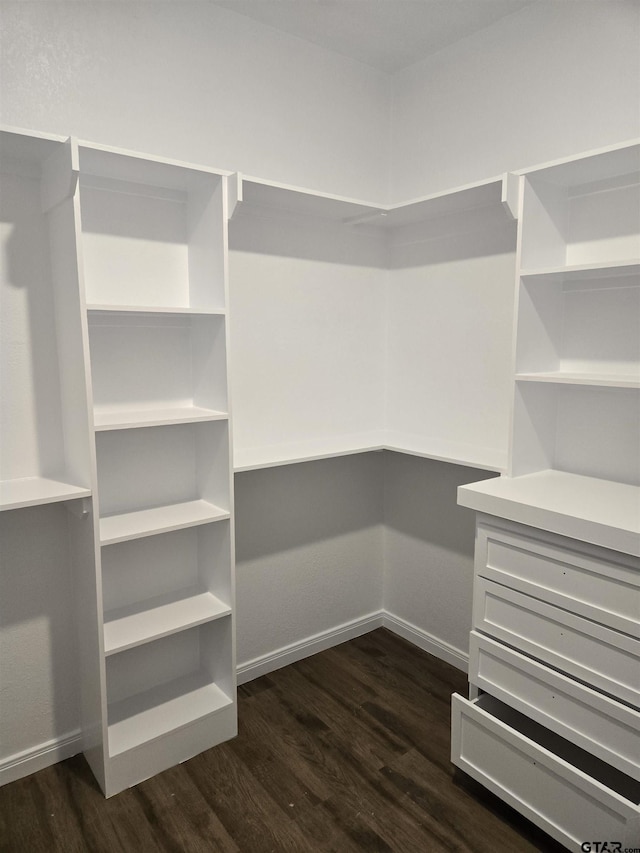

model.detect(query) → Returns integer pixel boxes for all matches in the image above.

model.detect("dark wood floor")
[0,629,564,852]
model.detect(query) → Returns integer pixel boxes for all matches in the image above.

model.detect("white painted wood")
[0,131,95,513]
[108,674,232,756]
[0,478,90,511]
[93,406,227,431]
[88,313,228,419]
[100,499,229,545]
[47,192,95,490]
[469,632,640,780]
[79,179,191,308]
[234,433,385,472]
[78,141,229,191]
[517,139,640,187]
[227,172,242,219]
[451,694,640,850]
[87,304,225,315]
[501,172,520,220]
[187,175,227,309]
[520,258,640,281]
[95,421,230,517]
[104,590,231,655]
[459,474,640,556]
[473,577,640,707]
[515,372,640,388]
[237,174,380,222]
[101,522,231,612]
[105,617,232,715]
[40,138,78,213]
[475,519,640,636]
[382,433,506,472]
[511,383,639,485]
[104,702,236,797]
[383,176,504,227]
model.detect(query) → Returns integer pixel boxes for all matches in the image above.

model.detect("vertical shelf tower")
[455,141,640,849]
[76,142,237,796]
[0,128,238,797]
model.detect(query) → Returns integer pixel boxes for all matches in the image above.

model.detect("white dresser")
[453,139,640,851]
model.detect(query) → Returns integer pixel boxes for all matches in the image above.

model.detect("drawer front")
[473,577,640,707]
[451,694,640,850]
[469,631,640,780]
[476,520,640,637]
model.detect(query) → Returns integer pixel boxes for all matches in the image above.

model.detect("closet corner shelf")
[107,675,233,757]
[234,432,507,473]
[520,260,640,283]
[515,372,640,389]
[237,174,507,229]
[86,304,226,316]
[458,470,640,557]
[100,499,230,545]
[104,590,231,656]
[233,432,386,471]
[0,477,91,511]
[384,432,507,473]
[93,406,228,431]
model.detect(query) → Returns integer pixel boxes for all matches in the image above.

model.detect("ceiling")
[211,0,534,73]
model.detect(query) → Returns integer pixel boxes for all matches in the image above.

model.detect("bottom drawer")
[451,693,640,851]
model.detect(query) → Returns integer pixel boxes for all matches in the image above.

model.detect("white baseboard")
[382,611,469,673]
[0,729,82,787]
[236,610,385,685]
[1,613,466,786]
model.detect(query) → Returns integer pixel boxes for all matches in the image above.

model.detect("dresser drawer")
[476,519,639,637]
[469,631,640,780]
[451,693,640,851]
[473,577,640,707]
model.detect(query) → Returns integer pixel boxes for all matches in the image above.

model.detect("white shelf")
[518,140,640,188]
[515,372,640,389]
[94,405,228,431]
[234,432,506,473]
[237,173,507,230]
[100,499,229,545]
[234,432,386,472]
[384,432,506,472]
[382,177,505,228]
[107,673,232,757]
[87,304,225,316]
[458,470,640,556]
[104,589,231,655]
[0,477,91,511]
[520,260,640,283]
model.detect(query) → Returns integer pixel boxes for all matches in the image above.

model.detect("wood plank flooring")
[0,629,565,852]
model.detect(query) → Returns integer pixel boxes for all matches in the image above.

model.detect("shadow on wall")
[383,452,499,557]
[234,452,385,562]
[0,505,80,762]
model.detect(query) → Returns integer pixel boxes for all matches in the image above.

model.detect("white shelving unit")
[230,172,516,474]
[455,141,640,848]
[72,140,237,797]
[0,128,93,512]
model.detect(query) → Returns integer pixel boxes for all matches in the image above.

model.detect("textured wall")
[391,1,640,199]
[0,1,390,200]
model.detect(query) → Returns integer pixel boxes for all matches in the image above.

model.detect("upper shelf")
[0,126,67,175]
[520,260,640,283]
[234,431,506,474]
[77,140,229,192]
[0,477,91,512]
[517,139,640,189]
[235,173,510,230]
